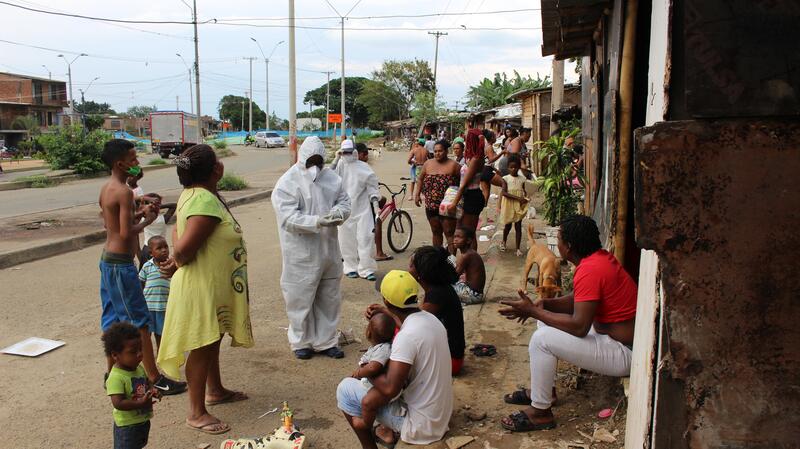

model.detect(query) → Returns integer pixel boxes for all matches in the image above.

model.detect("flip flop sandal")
[501,411,556,432]
[206,390,248,406]
[375,255,394,261]
[186,419,231,435]
[503,387,532,405]
[372,426,398,449]
[346,272,359,278]
[365,273,377,281]
[470,344,497,357]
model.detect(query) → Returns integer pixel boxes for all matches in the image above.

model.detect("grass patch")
[18,174,56,188]
[213,140,228,150]
[214,148,236,158]
[148,158,167,165]
[217,173,248,191]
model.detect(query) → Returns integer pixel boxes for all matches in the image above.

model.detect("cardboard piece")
[2,337,65,357]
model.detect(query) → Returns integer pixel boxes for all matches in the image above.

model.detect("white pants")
[281,260,343,351]
[339,211,377,278]
[529,322,632,409]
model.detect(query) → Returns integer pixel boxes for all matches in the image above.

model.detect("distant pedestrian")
[499,155,529,255]
[415,140,461,253]
[446,122,485,250]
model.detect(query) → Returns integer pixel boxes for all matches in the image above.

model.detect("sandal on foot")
[365,273,377,281]
[501,411,556,432]
[470,344,497,357]
[372,426,398,449]
[375,255,394,262]
[503,387,532,405]
[186,419,231,435]
[346,272,359,278]
[206,390,248,406]
[516,249,523,257]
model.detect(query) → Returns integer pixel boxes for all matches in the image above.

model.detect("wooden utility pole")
[428,31,448,98]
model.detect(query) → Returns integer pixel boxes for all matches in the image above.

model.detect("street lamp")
[78,76,99,135]
[251,38,284,131]
[57,53,87,117]
[176,53,194,114]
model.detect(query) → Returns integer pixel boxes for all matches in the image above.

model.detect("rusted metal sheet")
[681,0,800,117]
[540,0,610,58]
[592,89,617,247]
[634,119,800,449]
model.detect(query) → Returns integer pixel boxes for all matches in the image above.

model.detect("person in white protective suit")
[272,136,352,360]
[331,140,381,281]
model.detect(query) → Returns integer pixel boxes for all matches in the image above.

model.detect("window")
[47,112,53,126]
[266,132,279,138]
[49,84,57,100]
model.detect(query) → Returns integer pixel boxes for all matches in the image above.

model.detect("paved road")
[0,146,291,219]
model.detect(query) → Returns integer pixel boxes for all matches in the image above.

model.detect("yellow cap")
[378,270,420,309]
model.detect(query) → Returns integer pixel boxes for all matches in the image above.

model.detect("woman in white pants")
[498,215,638,432]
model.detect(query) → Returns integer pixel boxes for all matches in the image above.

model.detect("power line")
[0,1,199,24]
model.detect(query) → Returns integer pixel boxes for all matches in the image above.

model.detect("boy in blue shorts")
[98,139,185,395]
[138,236,171,351]
[103,322,161,449]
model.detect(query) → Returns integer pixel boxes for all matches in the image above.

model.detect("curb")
[0,189,272,270]
[0,162,174,192]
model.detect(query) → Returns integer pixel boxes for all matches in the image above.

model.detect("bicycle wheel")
[387,210,413,253]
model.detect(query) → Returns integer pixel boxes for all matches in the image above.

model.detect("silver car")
[255,131,285,148]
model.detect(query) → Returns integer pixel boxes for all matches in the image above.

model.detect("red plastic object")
[598,408,614,419]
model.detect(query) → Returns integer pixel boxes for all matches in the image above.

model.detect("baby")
[351,312,396,430]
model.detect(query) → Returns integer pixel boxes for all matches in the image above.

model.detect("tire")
[387,209,413,253]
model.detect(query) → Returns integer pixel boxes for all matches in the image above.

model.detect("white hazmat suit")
[272,137,351,351]
[333,146,380,278]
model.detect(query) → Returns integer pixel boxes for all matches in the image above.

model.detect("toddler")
[138,236,171,351]
[499,154,529,256]
[103,322,160,449]
[351,312,396,430]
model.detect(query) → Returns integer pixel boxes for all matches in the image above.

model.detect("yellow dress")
[499,174,528,225]
[157,188,254,380]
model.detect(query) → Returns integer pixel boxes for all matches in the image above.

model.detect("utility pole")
[188,0,202,143]
[77,76,98,136]
[323,71,334,136]
[549,58,565,132]
[176,96,180,110]
[241,100,245,131]
[244,57,256,134]
[176,53,193,114]
[251,38,284,131]
[57,53,86,118]
[288,0,297,164]
[428,31,448,98]
[340,18,346,140]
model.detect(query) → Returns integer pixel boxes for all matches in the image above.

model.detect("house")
[507,84,581,144]
[485,102,522,136]
[383,118,417,140]
[465,107,497,131]
[0,72,68,146]
[540,0,800,447]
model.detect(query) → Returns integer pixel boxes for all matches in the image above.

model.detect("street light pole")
[176,53,193,114]
[182,0,202,143]
[251,38,284,131]
[325,0,364,141]
[243,57,256,134]
[288,0,297,164]
[57,53,86,118]
[323,71,334,136]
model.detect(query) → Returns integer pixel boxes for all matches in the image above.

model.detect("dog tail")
[527,222,536,245]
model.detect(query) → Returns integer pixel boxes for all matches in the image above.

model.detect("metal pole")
[241,101,244,131]
[428,31,447,98]
[192,0,202,142]
[188,70,193,114]
[176,96,180,110]
[325,71,331,136]
[67,64,74,116]
[288,0,298,164]
[265,58,270,131]
[247,57,254,133]
[340,18,346,140]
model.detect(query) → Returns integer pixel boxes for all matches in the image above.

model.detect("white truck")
[150,111,200,158]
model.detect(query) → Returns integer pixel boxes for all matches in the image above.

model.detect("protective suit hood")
[298,136,326,166]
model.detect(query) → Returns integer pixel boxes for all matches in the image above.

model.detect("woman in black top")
[408,245,466,375]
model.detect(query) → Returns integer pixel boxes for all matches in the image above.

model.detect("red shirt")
[573,250,637,323]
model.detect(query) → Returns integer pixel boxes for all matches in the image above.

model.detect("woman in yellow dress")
[157,144,254,435]
[500,154,529,256]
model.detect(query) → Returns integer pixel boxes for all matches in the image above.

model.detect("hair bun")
[173,155,191,170]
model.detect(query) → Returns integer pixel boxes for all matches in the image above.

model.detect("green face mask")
[126,165,142,177]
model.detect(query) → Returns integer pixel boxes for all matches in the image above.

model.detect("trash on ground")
[478,235,490,242]
[446,435,476,449]
[1,337,65,357]
[597,408,613,419]
[337,328,360,346]
[480,225,496,231]
[257,407,279,419]
[592,427,617,443]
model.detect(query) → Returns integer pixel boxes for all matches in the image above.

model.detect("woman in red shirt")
[498,215,637,432]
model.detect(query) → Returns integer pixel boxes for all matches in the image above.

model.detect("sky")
[1,0,577,120]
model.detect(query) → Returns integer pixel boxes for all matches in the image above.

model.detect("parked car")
[254,131,286,148]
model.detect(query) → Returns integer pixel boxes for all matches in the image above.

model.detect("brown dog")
[521,223,562,302]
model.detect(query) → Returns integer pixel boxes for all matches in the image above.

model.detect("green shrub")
[213,140,228,150]
[536,127,583,226]
[148,158,167,166]
[217,173,248,191]
[36,125,111,174]
[214,148,236,158]
[31,151,47,161]
[18,174,56,188]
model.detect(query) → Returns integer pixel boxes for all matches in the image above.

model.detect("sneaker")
[346,272,359,278]
[294,348,313,360]
[153,375,188,395]
[320,347,345,359]
[365,273,377,281]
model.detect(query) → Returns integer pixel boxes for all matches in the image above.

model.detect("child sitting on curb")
[452,227,486,305]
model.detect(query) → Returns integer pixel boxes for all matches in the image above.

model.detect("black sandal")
[371,426,398,449]
[503,387,531,405]
[501,411,556,432]
[470,344,497,357]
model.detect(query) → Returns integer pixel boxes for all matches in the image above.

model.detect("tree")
[85,114,105,131]
[465,71,551,110]
[297,107,327,120]
[126,105,157,117]
[269,112,289,130]
[357,79,405,128]
[371,60,434,119]
[11,115,41,136]
[303,77,369,127]
[36,124,111,174]
[74,100,115,115]
[410,91,446,127]
[218,95,266,131]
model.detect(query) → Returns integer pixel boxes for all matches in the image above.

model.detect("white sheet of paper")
[1,337,65,357]
[478,235,490,242]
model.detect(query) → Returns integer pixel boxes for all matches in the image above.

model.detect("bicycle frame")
[377,183,406,221]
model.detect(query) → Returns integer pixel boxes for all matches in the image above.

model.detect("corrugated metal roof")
[540,0,610,59]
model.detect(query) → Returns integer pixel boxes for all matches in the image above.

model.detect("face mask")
[305,165,319,182]
[126,165,142,177]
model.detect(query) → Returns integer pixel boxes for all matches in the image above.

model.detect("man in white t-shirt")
[337,270,453,448]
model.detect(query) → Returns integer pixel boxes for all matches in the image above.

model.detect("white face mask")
[305,165,320,182]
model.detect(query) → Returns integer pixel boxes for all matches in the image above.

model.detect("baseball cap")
[340,139,355,152]
[453,137,465,144]
[375,270,420,309]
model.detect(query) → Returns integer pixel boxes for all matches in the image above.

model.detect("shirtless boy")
[98,139,186,395]
[452,227,486,305]
[407,139,428,197]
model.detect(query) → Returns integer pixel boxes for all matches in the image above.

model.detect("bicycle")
[376,181,414,253]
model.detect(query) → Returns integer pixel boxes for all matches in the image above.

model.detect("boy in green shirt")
[103,322,161,449]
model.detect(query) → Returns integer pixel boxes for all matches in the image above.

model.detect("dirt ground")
[0,149,627,448]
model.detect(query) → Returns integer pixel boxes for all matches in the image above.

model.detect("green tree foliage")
[357,79,405,128]
[126,105,157,117]
[297,107,327,120]
[74,100,115,115]
[218,95,266,130]
[11,115,41,136]
[411,91,446,127]
[303,77,369,127]
[85,114,105,131]
[36,124,111,174]
[465,71,551,110]
[536,127,582,226]
[269,112,289,130]
[371,59,434,120]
